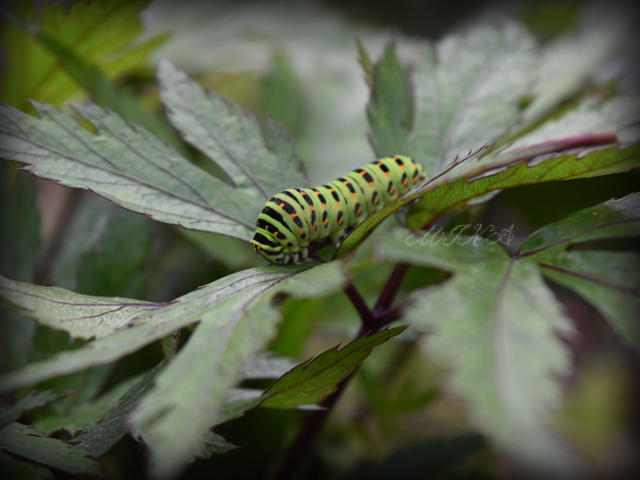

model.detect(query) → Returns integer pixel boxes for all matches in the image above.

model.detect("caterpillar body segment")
[251,155,424,264]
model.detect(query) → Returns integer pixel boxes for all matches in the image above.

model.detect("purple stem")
[272,263,410,479]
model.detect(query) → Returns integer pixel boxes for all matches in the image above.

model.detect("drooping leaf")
[262,326,407,409]
[0,274,167,341]
[0,423,98,476]
[378,230,585,477]
[0,451,52,480]
[129,261,346,479]
[519,193,640,350]
[0,390,61,429]
[187,431,237,461]
[1,0,163,112]
[70,361,166,457]
[0,101,257,240]
[365,22,538,177]
[157,60,307,196]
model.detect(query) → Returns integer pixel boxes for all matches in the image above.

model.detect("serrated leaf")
[1,0,162,111]
[406,142,640,230]
[129,261,346,479]
[0,451,52,480]
[262,326,407,409]
[336,142,640,259]
[187,431,236,461]
[0,101,257,240]
[158,60,307,195]
[0,274,167,340]
[365,22,538,177]
[0,390,61,429]
[378,229,585,477]
[0,423,98,475]
[70,361,165,457]
[519,194,640,350]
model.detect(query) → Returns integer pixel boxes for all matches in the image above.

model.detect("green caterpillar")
[251,155,424,264]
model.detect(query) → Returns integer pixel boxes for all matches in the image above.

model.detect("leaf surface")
[70,361,165,456]
[520,193,640,350]
[0,423,98,475]
[0,101,256,240]
[365,23,538,177]
[158,60,307,196]
[129,261,346,479]
[263,326,406,409]
[378,230,585,476]
[0,275,166,340]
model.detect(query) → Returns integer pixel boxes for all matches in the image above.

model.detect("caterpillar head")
[251,231,285,264]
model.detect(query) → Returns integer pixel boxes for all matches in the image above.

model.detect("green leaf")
[158,60,307,196]
[187,431,237,460]
[0,423,99,475]
[128,261,346,479]
[1,0,163,112]
[406,142,640,230]
[70,361,166,457]
[378,229,585,477]
[0,451,52,480]
[262,326,407,409]
[365,22,538,176]
[0,101,256,240]
[0,390,61,429]
[519,194,640,350]
[0,274,167,341]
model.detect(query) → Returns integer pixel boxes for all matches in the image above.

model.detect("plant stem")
[374,263,409,314]
[272,263,411,479]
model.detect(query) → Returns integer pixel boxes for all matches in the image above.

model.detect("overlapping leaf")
[0,423,98,475]
[378,230,585,477]
[158,60,307,195]
[519,193,640,350]
[129,261,345,479]
[0,390,61,429]
[263,326,406,409]
[365,23,538,177]
[0,262,346,477]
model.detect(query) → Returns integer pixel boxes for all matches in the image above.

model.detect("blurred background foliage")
[0,0,639,479]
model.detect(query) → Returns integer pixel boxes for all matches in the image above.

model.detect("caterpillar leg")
[300,247,308,259]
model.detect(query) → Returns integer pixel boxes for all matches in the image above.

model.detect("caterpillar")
[251,155,424,264]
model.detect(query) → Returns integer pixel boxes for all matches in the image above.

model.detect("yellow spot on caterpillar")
[280,203,285,208]
[323,219,328,227]
[338,218,344,226]
[343,181,349,185]
[385,172,390,177]
[377,162,383,166]
[321,203,326,208]
[374,198,379,205]
[400,165,405,170]
[309,206,315,211]
[389,187,394,194]
[301,191,307,195]
[369,182,375,187]
[291,213,297,218]
[299,231,304,236]
[313,223,318,230]
[413,177,418,183]
[329,188,334,192]
[352,193,358,198]
[402,179,408,187]
[336,202,341,207]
